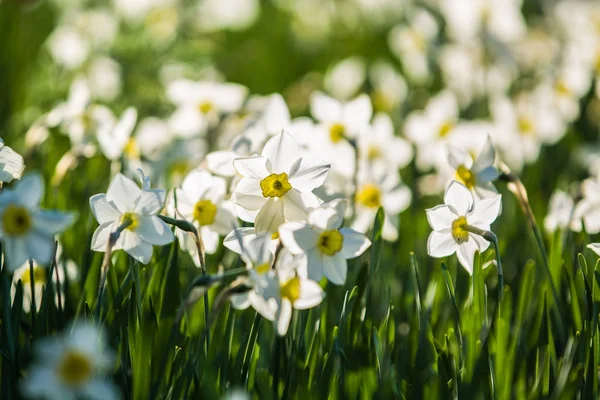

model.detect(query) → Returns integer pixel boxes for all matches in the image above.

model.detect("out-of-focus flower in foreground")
[90,173,174,264]
[21,322,118,400]
[0,138,25,184]
[0,174,75,271]
[426,181,501,274]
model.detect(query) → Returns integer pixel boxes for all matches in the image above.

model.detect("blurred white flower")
[47,26,90,70]
[0,138,25,183]
[167,79,248,138]
[352,166,411,242]
[279,200,371,285]
[0,174,75,272]
[232,131,329,233]
[324,56,366,101]
[544,190,575,234]
[96,107,138,161]
[21,322,118,400]
[196,0,260,32]
[172,169,238,259]
[90,173,174,264]
[86,57,122,102]
[368,60,408,113]
[573,177,600,233]
[426,181,501,274]
[358,113,412,172]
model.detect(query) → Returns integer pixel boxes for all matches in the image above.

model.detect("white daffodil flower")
[404,90,460,171]
[352,167,411,242]
[90,173,174,264]
[572,177,600,233]
[588,243,600,257]
[21,322,118,400]
[172,169,238,258]
[358,113,413,172]
[232,131,330,234]
[544,190,575,234]
[426,181,502,274]
[0,174,75,272]
[0,138,25,183]
[279,200,371,285]
[96,107,138,161]
[167,79,248,138]
[251,267,324,336]
[309,91,372,177]
[446,135,499,199]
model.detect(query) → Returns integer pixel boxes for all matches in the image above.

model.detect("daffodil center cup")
[280,276,301,304]
[438,121,454,138]
[329,123,346,143]
[356,184,382,208]
[254,262,271,274]
[58,350,93,387]
[317,230,344,256]
[193,199,217,226]
[260,173,292,198]
[120,212,139,231]
[21,267,46,285]
[124,137,140,159]
[198,101,214,114]
[451,216,469,244]
[3,204,32,236]
[455,165,476,190]
[367,145,382,160]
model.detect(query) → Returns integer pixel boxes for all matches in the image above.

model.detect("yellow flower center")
[124,137,140,160]
[438,121,454,138]
[455,165,475,190]
[198,101,214,114]
[255,262,271,274]
[20,267,47,285]
[193,199,217,226]
[58,351,93,386]
[518,117,535,135]
[451,216,469,244]
[3,205,32,236]
[329,123,346,143]
[260,173,292,198]
[280,276,301,304]
[121,212,139,231]
[356,184,382,208]
[555,80,571,97]
[367,145,382,160]
[371,90,393,113]
[271,231,279,240]
[317,230,344,256]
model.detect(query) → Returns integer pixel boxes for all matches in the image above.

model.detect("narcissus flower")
[0,138,25,184]
[279,200,371,285]
[446,135,499,199]
[544,189,575,233]
[90,173,174,264]
[0,174,75,272]
[172,169,238,259]
[426,181,501,274]
[232,131,330,233]
[21,322,118,400]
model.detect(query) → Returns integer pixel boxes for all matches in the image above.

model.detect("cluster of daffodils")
[89,132,372,336]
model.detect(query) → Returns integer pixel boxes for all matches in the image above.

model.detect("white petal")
[230,293,251,309]
[427,231,458,258]
[82,380,120,400]
[472,136,496,173]
[288,157,330,192]
[134,189,166,215]
[261,131,300,173]
[456,239,478,275]
[471,232,490,253]
[3,237,28,272]
[233,156,270,178]
[255,198,285,233]
[181,169,214,200]
[276,299,293,336]
[14,173,44,209]
[0,145,25,182]
[90,194,121,224]
[308,207,339,231]
[475,166,500,184]
[306,249,324,281]
[206,151,238,177]
[469,194,502,226]
[123,237,153,264]
[339,227,371,258]
[211,202,239,235]
[91,222,114,252]
[444,181,473,216]
[26,232,55,265]
[282,189,310,222]
[322,253,347,285]
[426,205,456,232]
[279,222,318,254]
[32,210,76,235]
[223,227,255,255]
[588,243,600,257]
[342,94,372,134]
[233,177,266,211]
[136,215,174,245]
[382,185,412,214]
[201,226,219,254]
[106,173,141,213]
[294,279,324,309]
[382,213,399,242]
[310,91,342,122]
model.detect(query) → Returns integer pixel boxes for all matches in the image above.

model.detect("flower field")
[2,0,600,399]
